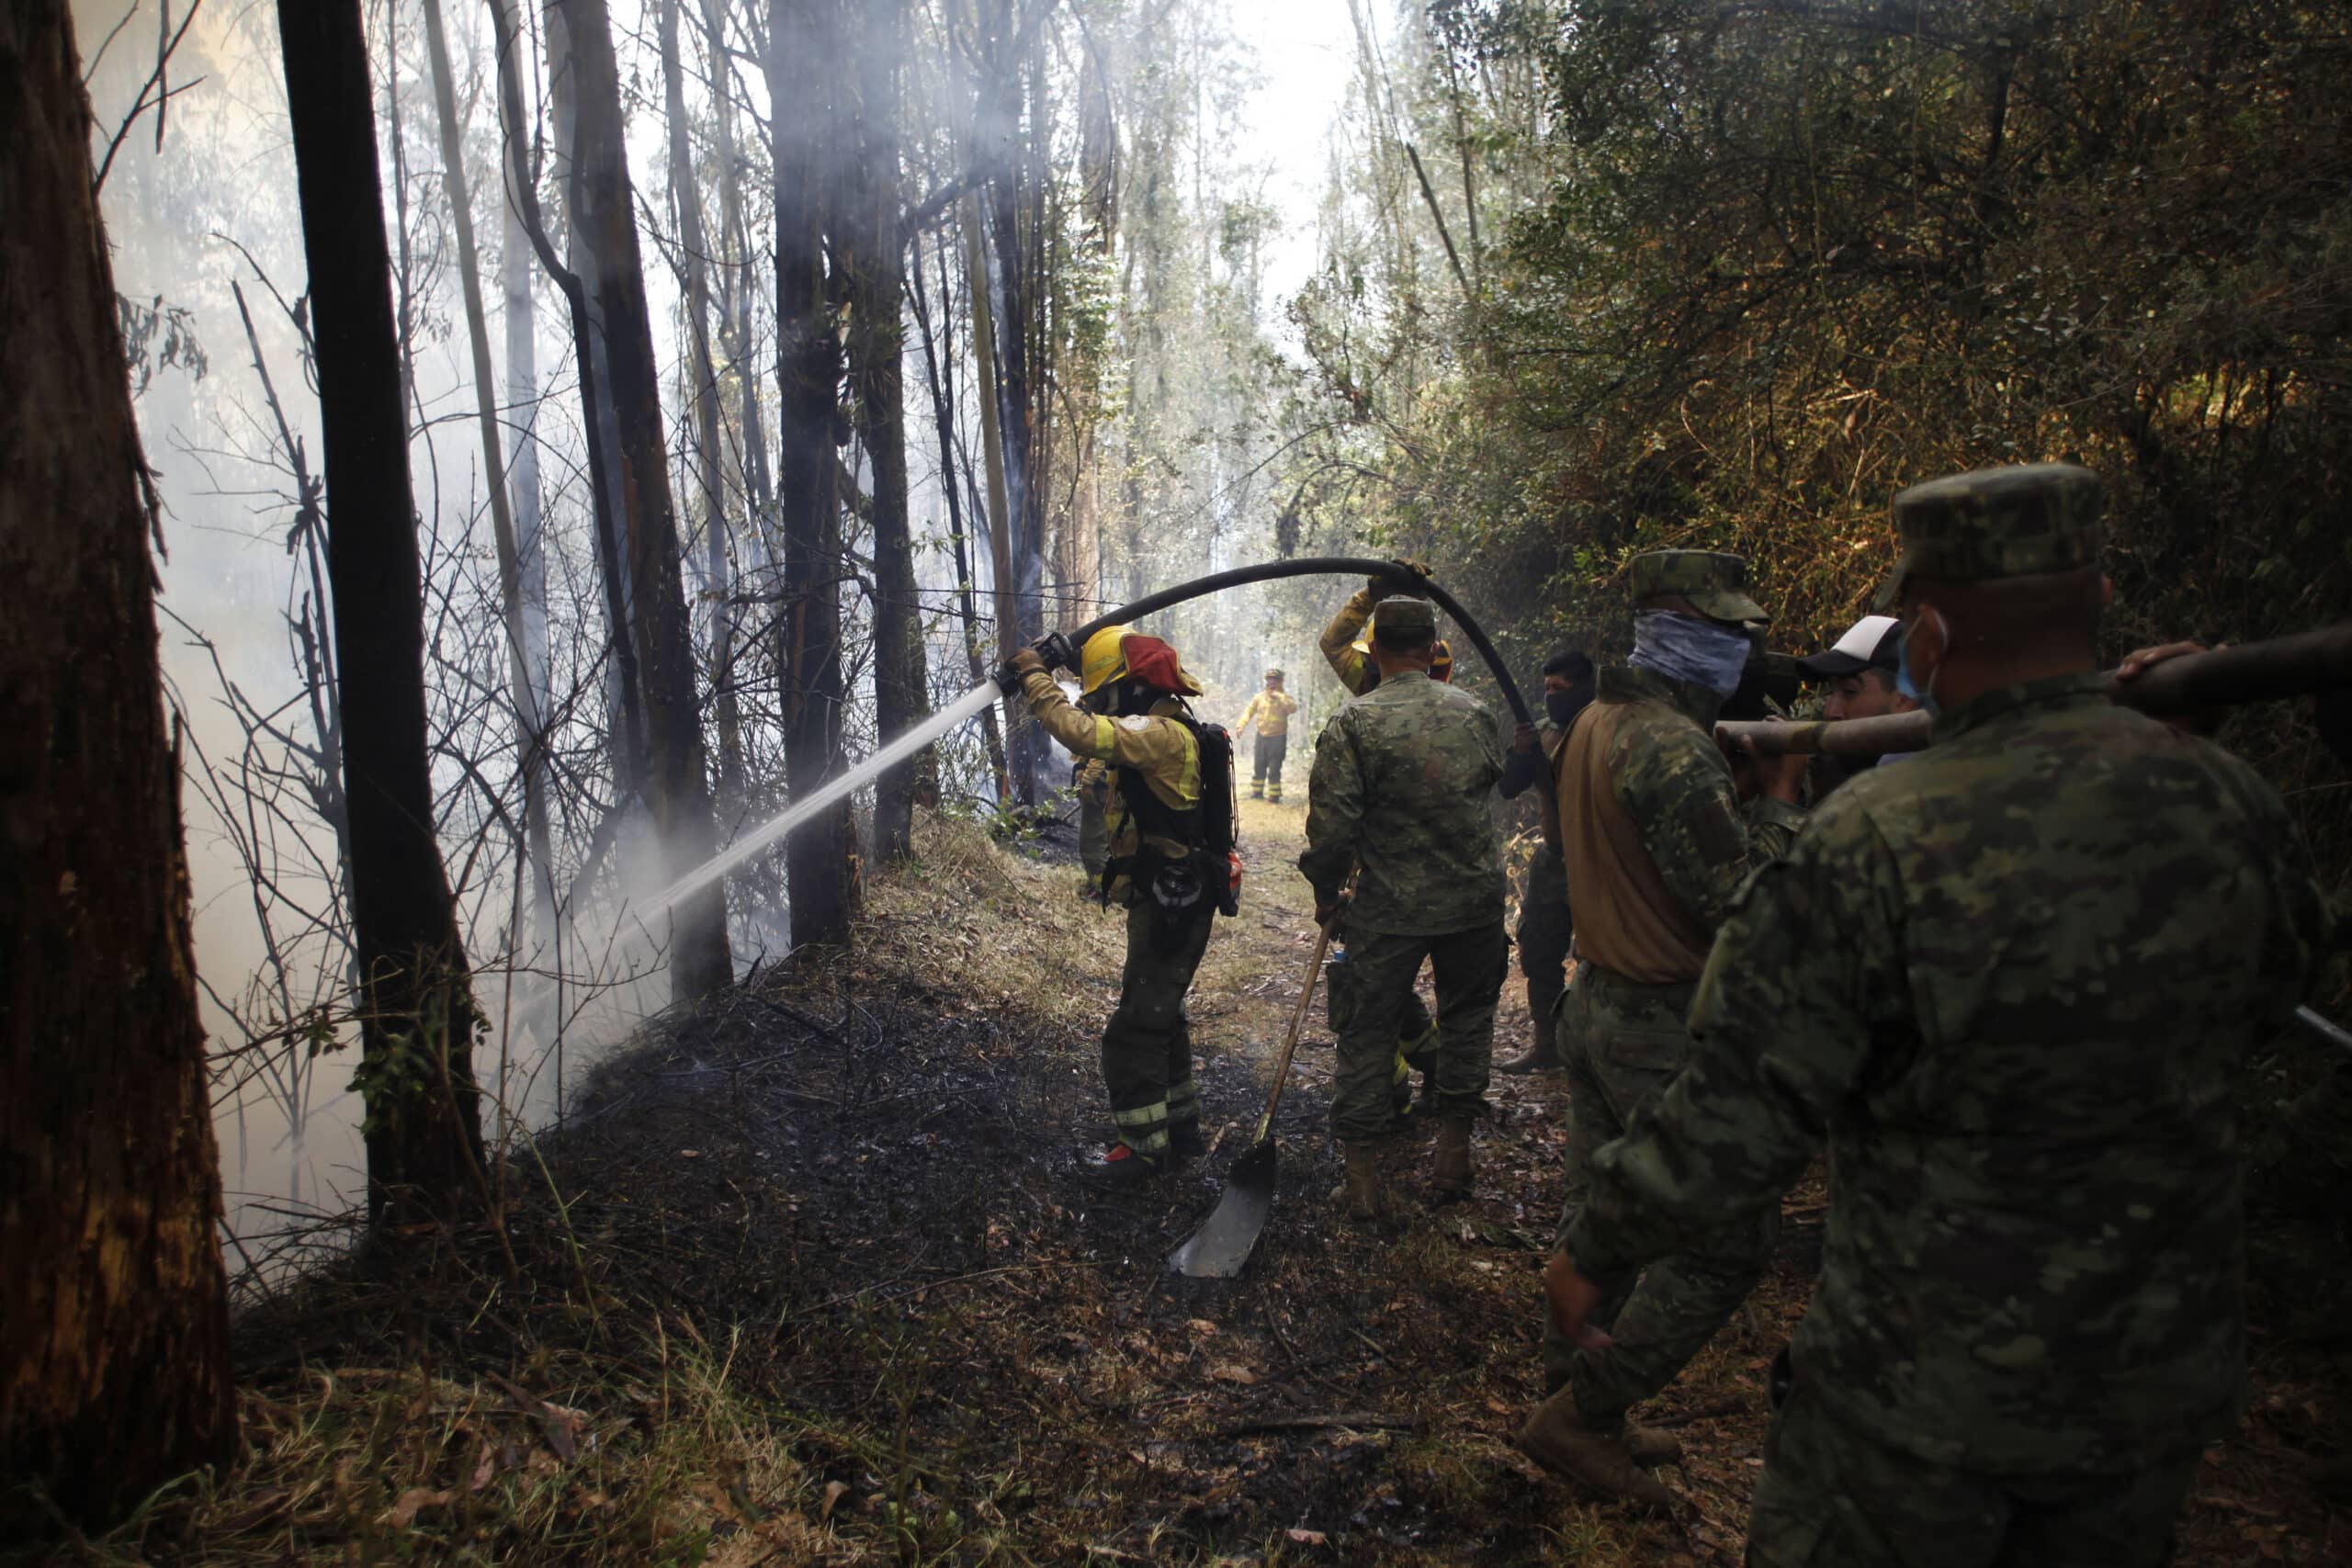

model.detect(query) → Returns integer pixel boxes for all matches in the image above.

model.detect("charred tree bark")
[844,0,929,860]
[551,0,732,1000]
[0,1,234,1529]
[768,0,857,946]
[277,0,485,1222]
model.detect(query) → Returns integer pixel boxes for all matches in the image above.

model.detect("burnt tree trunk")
[277,0,486,1224]
[844,0,929,860]
[0,1,234,1529]
[553,0,732,1000]
[768,0,856,946]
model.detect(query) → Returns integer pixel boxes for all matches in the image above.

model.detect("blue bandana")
[1629,610,1752,697]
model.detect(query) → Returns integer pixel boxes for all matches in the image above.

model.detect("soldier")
[1317,567,1449,1111]
[1005,626,1221,1184]
[1236,668,1301,802]
[1532,549,1808,1509]
[1530,464,2332,1562]
[1299,598,1509,1219]
[1497,648,1596,1074]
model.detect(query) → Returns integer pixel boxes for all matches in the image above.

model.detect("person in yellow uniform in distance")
[1236,668,1301,802]
[1005,626,1221,1185]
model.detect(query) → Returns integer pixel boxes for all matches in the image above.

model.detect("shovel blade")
[1168,1139,1278,1278]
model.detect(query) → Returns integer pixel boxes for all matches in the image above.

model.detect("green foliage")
[1296,0,2352,892]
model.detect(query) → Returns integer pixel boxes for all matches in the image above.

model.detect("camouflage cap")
[1628,550,1770,625]
[1371,597,1438,638]
[1875,462,2105,609]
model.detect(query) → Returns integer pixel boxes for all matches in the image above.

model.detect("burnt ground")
[68,801,2352,1566]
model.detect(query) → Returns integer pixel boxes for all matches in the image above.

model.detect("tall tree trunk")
[845,0,928,860]
[496,16,557,969]
[551,0,733,1000]
[419,0,555,984]
[962,192,1023,783]
[768,0,856,946]
[277,0,485,1223]
[910,231,1010,798]
[978,0,1046,802]
[660,0,741,818]
[540,0,646,800]
[0,2,234,1529]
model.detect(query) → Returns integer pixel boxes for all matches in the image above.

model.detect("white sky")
[1228,0,1363,328]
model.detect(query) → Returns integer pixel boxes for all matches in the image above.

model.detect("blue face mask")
[1629,610,1752,697]
[1895,615,1939,716]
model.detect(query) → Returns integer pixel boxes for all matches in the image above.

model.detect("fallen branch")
[1227,1412,1420,1437]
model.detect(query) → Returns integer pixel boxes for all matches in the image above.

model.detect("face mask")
[1896,611,1941,716]
[1629,610,1752,697]
[1546,688,1590,729]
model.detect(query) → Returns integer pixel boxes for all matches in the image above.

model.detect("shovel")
[1169,904,1345,1278]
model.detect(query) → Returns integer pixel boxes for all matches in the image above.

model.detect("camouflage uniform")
[1021,669,1210,1161]
[1237,686,1301,801]
[1501,722,1573,1054]
[1300,609,1508,1142]
[1561,466,2333,1565]
[1545,551,1805,1406]
[1317,586,1441,1089]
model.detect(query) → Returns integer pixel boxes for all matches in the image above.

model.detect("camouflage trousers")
[1102,900,1213,1158]
[1328,921,1507,1142]
[1517,847,1572,1047]
[1745,1380,2197,1567]
[1544,962,1779,1410]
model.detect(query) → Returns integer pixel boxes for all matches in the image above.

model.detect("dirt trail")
[197,801,2345,1566]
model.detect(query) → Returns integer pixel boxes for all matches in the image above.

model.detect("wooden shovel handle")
[1256,902,1346,1141]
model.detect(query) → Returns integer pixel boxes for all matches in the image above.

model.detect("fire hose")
[1024,556,1544,784]
[1716,622,2352,759]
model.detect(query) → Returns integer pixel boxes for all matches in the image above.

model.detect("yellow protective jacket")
[1021,670,1200,906]
[1237,689,1300,739]
[1318,588,1382,696]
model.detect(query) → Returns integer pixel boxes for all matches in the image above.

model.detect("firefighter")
[1003,626,1226,1184]
[1236,668,1301,802]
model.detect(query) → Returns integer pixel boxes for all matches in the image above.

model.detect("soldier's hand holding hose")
[1366,558,1432,599]
[2117,639,2226,737]
[1725,717,1808,804]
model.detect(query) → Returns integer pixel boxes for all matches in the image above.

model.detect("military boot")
[1494,1039,1564,1075]
[1329,1141,1386,1224]
[1517,1392,1678,1514]
[1431,1117,1473,1202]
[1623,1420,1683,1468]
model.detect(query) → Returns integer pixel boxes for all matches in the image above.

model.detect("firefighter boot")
[1432,1116,1473,1202]
[1517,1392,1678,1514]
[1250,778,1265,799]
[1080,1141,1165,1189]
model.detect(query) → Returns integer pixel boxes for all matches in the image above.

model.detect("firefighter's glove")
[998,646,1047,692]
[1033,631,1078,673]
[1367,557,1432,599]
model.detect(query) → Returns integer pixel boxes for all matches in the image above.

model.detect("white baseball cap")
[1797,615,1903,681]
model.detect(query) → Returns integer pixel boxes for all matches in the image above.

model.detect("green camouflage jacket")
[1300,673,1506,935]
[1557,665,1806,965]
[1564,674,2333,1472]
